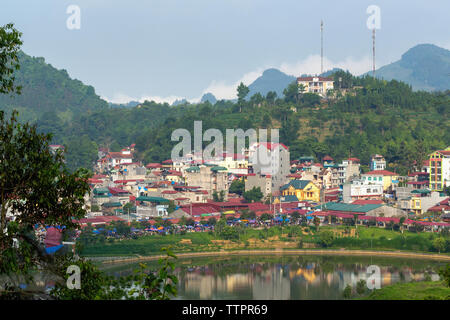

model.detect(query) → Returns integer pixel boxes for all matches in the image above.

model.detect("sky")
[1,0,449,103]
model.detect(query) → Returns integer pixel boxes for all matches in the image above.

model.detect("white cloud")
[279,54,373,77]
[201,68,266,100]
[107,55,375,103]
[201,55,373,100]
[102,93,194,105]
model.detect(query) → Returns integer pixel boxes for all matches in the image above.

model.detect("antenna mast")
[372,29,376,77]
[321,20,324,75]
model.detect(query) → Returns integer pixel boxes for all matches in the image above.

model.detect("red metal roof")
[109,152,133,159]
[297,76,333,81]
[363,170,397,176]
[108,187,130,195]
[351,200,384,205]
[146,163,162,169]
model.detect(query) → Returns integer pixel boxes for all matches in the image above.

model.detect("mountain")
[0,51,108,122]
[374,44,450,91]
[248,68,296,98]
[200,92,217,104]
[172,98,189,106]
[109,101,140,108]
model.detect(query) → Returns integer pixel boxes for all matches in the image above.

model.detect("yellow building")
[362,170,399,191]
[280,180,320,202]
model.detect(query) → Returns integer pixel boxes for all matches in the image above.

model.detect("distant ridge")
[373,44,450,91]
[247,68,296,98]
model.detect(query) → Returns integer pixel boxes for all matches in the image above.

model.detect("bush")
[319,231,335,248]
[343,285,352,299]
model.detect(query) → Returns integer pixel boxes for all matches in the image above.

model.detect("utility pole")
[321,20,324,75]
[372,29,376,77]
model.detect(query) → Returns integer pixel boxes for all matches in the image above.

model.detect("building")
[362,170,399,192]
[342,178,383,203]
[248,142,290,193]
[280,180,320,202]
[370,154,386,171]
[245,173,273,197]
[297,76,334,97]
[337,158,360,186]
[135,196,170,217]
[207,153,248,175]
[429,147,450,191]
[323,155,335,168]
[184,165,229,199]
[399,191,448,216]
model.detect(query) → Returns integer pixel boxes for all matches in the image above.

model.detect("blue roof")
[280,180,311,191]
[318,202,383,213]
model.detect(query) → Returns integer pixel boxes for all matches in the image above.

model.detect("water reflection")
[175,258,441,300]
[105,256,444,300]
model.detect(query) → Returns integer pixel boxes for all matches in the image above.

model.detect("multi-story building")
[280,180,321,202]
[245,173,273,197]
[370,154,386,171]
[429,147,450,191]
[184,165,229,199]
[297,76,334,97]
[399,191,448,216]
[342,178,383,203]
[247,142,290,193]
[337,158,360,186]
[362,170,399,192]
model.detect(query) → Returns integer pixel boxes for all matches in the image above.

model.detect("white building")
[248,142,290,192]
[370,154,386,171]
[337,158,361,186]
[343,178,383,203]
[297,76,334,97]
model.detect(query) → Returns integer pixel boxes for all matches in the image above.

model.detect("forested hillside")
[0,52,449,173]
[0,51,108,123]
[37,71,450,174]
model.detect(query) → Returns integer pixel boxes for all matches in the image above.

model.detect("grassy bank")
[364,281,450,300]
[78,225,449,257]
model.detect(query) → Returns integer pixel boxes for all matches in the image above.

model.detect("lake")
[100,254,446,300]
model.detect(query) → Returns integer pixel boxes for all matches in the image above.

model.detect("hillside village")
[79,140,450,232]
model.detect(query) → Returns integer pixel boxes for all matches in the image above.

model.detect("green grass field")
[79,225,449,257]
[364,281,450,300]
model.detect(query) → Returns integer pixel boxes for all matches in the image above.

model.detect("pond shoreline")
[94,249,450,265]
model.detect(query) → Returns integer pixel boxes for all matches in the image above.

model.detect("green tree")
[283,81,299,104]
[343,284,352,299]
[229,179,245,196]
[356,279,367,295]
[237,82,249,112]
[243,187,263,203]
[433,237,446,254]
[0,23,22,95]
[0,110,91,286]
[438,264,450,287]
[313,216,321,231]
[319,231,334,247]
